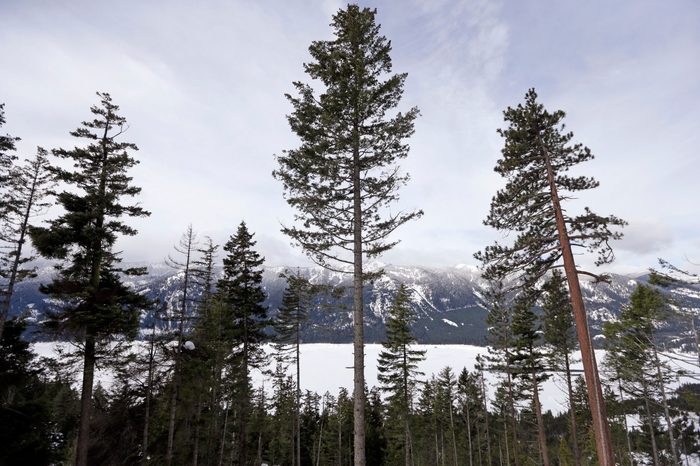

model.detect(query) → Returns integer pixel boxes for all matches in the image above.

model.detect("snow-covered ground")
[32,343,699,415]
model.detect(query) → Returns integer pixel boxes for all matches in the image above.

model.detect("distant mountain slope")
[10,263,700,346]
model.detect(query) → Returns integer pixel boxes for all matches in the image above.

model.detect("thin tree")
[509,294,550,466]
[190,235,218,466]
[475,88,626,466]
[274,269,318,466]
[541,270,581,466]
[377,284,425,466]
[0,148,53,341]
[273,6,422,464]
[604,284,680,466]
[483,281,520,466]
[165,224,198,466]
[29,92,150,466]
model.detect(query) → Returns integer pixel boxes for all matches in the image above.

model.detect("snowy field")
[32,342,700,415]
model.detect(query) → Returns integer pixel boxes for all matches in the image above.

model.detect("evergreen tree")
[216,221,269,465]
[273,6,422,463]
[377,284,425,466]
[541,270,581,466]
[274,269,322,466]
[475,88,626,466]
[0,147,53,341]
[483,281,521,466]
[0,318,80,464]
[29,92,150,466]
[457,368,486,466]
[604,284,679,466]
[0,103,19,223]
[509,295,551,466]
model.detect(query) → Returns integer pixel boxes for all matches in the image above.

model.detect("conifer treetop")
[274,5,422,274]
[475,88,626,289]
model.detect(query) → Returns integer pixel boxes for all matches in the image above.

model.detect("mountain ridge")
[10,262,700,347]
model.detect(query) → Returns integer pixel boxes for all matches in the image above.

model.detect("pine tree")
[274,269,318,466]
[0,147,53,341]
[475,88,626,466]
[509,294,551,466]
[273,6,422,463]
[0,103,19,224]
[216,221,269,465]
[483,281,521,466]
[604,284,679,466]
[541,270,581,466]
[29,92,150,466]
[457,368,485,466]
[377,284,425,466]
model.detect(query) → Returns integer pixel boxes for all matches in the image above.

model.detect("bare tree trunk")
[218,404,229,466]
[498,438,504,466]
[76,334,96,466]
[481,369,492,466]
[466,400,474,466]
[296,318,302,466]
[142,321,157,465]
[449,399,458,466]
[506,372,520,466]
[617,379,634,466]
[193,396,202,466]
[652,343,680,466]
[644,395,660,466]
[238,313,250,466]
[564,355,582,466]
[543,149,615,466]
[532,374,550,466]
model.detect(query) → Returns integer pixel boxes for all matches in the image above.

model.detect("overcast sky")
[1,0,698,274]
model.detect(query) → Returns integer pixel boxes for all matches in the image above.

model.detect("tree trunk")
[506,372,520,466]
[466,400,474,466]
[403,345,412,466]
[564,355,582,466]
[142,323,156,465]
[352,114,366,466]
[481,370,493,466]
[0,159,39,342]
[193,396,202,466]
[617,379,634,466]
[653,343,680,466]
[218,404,229,466]
[543,148,615,466]
[297,318,302,466]
[644,395,660,466]
[449,398,458,466]
[532,374,550,466]
[238,313,250,466]
[76,333,96,466]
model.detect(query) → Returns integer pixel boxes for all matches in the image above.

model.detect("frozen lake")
[32,342,699,415]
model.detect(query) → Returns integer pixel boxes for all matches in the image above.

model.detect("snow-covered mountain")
[10,263,700,346]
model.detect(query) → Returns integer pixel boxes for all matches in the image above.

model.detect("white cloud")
[1,0,697,274]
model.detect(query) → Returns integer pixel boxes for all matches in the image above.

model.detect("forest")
[1,4,700,466]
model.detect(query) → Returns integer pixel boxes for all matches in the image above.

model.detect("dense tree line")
[1,4,699,466]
